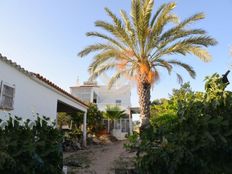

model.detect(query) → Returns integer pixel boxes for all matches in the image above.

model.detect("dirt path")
[64,141,135,174]
[89,141,126,174]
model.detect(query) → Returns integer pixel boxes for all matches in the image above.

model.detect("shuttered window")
[0,81,15,110]
[115,100,122,106]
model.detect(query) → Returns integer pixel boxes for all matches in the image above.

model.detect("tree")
[57,112,71,129]
[70,104,104,133]
[150,83,193,127]
[103,105,126,132]
[78,0,217,130]
[129,74,232,174]
[103,105,126,120]
[86,103,104,133]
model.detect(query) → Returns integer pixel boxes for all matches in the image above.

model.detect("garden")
[127,73,232,174]
[0,116,63,174]
[1,0,231,173]
[1,73,232,174]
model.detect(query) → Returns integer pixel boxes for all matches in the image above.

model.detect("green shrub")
[0,116,63,174]
[130,74,232,174]
[87,103,104,133]
[71,103,104,134]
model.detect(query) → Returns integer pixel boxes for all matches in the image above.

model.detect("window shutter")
[0,81,3,108]
[0,82,15,110]
[0,81,2,94]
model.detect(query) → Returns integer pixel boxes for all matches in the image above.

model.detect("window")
[0,81,15,110]
[121,119,129,133]
[93,92,98,103]
[114,119,121,130]
[115,99,122,106]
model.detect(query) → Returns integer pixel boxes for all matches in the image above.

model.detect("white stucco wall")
[0,61,87,121]
[70,85,131,112]
[94,85,131,111]
[70,87,93,103]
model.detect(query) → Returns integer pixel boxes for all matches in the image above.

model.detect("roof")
[0,53,89,108]
[33,73,89,108]
[0,54,33,76]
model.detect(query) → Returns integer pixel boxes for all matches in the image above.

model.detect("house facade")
[70,80,133,140]
[0,54,88,146]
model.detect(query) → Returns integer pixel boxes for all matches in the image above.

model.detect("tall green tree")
[78,0,217,130]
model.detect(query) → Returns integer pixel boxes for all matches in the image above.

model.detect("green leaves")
[103,105,126,120]
[78,43,114,57]
[130,74,232,174]
[86,104,104,133]
[78,0,217,89]
[86,32,125,49]
[167,60,196,78]
[0,116,63,174]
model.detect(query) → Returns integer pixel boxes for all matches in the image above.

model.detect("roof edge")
[0,53,89,108]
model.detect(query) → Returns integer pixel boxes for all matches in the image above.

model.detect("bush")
[0,116,63,174]
[70,103,104,134]
[87,103,104,133]
[130,74,232,174]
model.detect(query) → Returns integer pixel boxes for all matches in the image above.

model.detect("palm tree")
[103,105,126,132]
[104,105,126,120]
[78,0,217,131]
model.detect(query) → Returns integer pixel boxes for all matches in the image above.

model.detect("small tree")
[73,103,104,133]
[57,112,71,129]
[86,103,104,133]
[103,105,127,132]
[104,105,126,120]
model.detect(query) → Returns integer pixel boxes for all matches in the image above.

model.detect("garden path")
[64,140,135,174]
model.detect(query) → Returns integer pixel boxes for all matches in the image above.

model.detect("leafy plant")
[58,104,103,148]
[0,116,63,174]
[150,98,177,126]
[57,112,72,129]
[104,105,126,120]
[86,103,104,133]
[128,73,232,174]
[150,83,192,127]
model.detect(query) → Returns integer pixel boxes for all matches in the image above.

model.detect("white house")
[0,54,88,146]
[70,80,133,140]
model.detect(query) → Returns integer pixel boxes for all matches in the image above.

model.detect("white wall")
[0,61,87,121]
[70,85,131,112]
[94,85,131,112]
[70,87,93,103]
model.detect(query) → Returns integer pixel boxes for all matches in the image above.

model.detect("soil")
[63,141,136,174]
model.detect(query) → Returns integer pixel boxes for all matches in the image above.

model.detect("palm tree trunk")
[137,73,151,132]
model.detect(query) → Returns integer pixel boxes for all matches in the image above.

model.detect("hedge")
[0,116,63,174]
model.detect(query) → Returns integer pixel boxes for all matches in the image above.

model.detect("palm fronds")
[78,0,217,87]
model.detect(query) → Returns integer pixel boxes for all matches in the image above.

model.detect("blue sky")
[0,0,232,107]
